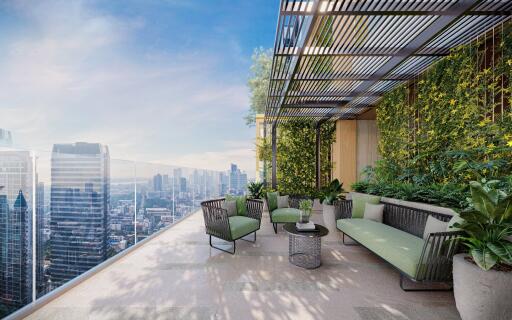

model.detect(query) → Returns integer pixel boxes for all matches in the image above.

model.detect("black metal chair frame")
[201,198,263,254]
[334,199,462,291]
[266,195,309,234]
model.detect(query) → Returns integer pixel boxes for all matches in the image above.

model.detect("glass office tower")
[49,143,110,288]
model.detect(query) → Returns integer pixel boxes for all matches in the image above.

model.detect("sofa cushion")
[351,193,381,218]
[225,195,247,216]
[277,195,289,208]
[363,203,384,222]
[229,216,259,239]
[271,207,301,223]
[267,192,279,212]
[222,200,238,217]
[337,218,425,278]
[423,215,448,240]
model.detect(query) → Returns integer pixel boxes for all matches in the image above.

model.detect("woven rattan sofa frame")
[201,198,263,254]
[335,199,462,291]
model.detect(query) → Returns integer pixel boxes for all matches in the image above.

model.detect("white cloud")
[0,0,255,176]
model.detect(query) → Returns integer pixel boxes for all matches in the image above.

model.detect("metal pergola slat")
[265,0,511,124]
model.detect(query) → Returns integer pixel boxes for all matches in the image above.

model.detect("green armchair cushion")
[351,193,381,218]
[225,195,247,216]
[267,191,279,212]
[271,207,301,223]
[229,216,259,239]
[337,218,424,277]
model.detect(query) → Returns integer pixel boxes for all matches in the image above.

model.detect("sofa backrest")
[382,202,452,238]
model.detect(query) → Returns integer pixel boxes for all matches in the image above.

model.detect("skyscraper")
[0,129,13,147]
[35,182,46,297]
[0,149,33,312]
[153,174,163,192]
[49,142,110,288]
[228,164,248,195]
[0,191,29,310]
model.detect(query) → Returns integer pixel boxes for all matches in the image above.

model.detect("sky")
[0,0,279,178]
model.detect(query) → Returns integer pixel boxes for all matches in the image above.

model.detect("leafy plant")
[247,181,264,199]
[298,199,313,215]
[455,180,512,271]
[321,179,345,205]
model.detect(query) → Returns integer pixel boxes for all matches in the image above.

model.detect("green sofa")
[265,192,305,233]
[201,197,263,254]
[336,196,461,291]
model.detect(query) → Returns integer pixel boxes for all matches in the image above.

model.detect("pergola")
[264,0,511,189]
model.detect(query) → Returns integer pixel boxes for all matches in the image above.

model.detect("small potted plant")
[321,179,344,232]
[452,180,512,320]
[298,199,313,223]
[247,181,264,199]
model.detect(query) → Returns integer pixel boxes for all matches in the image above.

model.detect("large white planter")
[453,254,512,320]
[322,203,336,233]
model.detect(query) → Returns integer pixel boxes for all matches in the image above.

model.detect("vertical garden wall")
[354,22,512,209]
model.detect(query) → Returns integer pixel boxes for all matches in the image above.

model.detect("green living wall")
[354,24,512,209]
[259,120,336,197]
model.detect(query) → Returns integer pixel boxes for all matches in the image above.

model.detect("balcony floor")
[27,210,460,320]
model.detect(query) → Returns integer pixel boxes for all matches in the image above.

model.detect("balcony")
[14,209,458,320]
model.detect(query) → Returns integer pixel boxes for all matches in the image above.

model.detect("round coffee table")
[283,223,329,269]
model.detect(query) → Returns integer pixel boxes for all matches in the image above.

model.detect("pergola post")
[271,123,277,190]
[315,122,321,191]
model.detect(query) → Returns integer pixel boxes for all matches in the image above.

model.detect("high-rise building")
[35,182,46,297]
[153,174,163,192]
[0,191,29,310]
[228,164,248,195]
[0,129,13,147]
[179,177,187,193]
[0,149,33,311]
[49,142,110,288]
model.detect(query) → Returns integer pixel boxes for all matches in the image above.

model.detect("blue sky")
[0,0,278,177]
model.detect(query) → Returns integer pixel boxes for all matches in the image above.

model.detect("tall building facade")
[228,164,248,195]
[0,129,13,147]
[49,143,110,288]
[0,149,33,312]
[35,182,46,297]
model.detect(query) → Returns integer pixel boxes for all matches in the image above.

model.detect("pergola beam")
[280,10,511,17]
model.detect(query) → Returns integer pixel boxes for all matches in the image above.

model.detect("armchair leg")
[209,235,235,254]
[273,223,278,234]
[240,232,257,243]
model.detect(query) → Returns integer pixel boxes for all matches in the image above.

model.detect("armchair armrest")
[334,199,352,220]
[201,200,231,241]
[246,199,263,221]
[415,231,463,281]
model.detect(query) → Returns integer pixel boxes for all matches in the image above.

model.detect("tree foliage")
[245,47,272,126]
[259,120,336,197]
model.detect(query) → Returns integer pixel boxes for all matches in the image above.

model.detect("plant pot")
[453,254,512,320]
[322,203,336,233]
[313,199,322,212]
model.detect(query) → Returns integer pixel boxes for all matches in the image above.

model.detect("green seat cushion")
[229,216,259,239]
[271,207,301,223]
[267,191,279,212]
[351,193,381,218]
[225,195,247,216]
[337,218,425,278]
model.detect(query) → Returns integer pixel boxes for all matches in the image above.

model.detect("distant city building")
[153,174,163,192]
[0,149,34,310]
[228,164,248,195]
[35,182,46,297]
[0,191,29,310]
[0,129,13,147]
[49,142,110,288]
[179,177,187,193]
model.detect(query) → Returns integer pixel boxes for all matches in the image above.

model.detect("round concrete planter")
[322,203,336,233]
[453,254,512,320]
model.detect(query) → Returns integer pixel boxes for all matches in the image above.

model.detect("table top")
[283,223,329,238]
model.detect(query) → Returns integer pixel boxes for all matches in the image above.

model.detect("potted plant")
[247,181,264,199]
[320,179,344,232]
[298,199,313,223]
[452,180,512,320]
